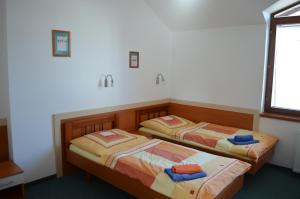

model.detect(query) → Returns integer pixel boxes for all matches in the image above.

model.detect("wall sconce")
[156,73,165,85]
[104,74,114,88]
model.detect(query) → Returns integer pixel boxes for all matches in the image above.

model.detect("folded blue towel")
[234,135,254,142]
[164,168,207,182]
[228,138,259,145]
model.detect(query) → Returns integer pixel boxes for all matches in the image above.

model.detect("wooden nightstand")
[0,161,24,199]
[130,130,153,139]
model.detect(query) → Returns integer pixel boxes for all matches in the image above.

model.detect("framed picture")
[129,51,139,68]
[52,30,71,57]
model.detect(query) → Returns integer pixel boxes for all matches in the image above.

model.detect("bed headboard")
[135,104,169,129]
[62,114,117,148]
[135,102,257,131]
[60,113,117,175]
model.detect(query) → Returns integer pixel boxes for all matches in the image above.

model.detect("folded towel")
[228,138,259,145]
[172,164,202,174]
[234,135,254,142]
[164,168,207,182]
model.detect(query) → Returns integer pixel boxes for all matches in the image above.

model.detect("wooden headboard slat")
[62,114,117,147]
[61,113,117,175]
[136,105,169,129]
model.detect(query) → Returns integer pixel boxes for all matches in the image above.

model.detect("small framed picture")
[129,51,139,68]
[52,30,71,57]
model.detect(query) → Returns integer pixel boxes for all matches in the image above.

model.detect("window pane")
[271,24,300,111]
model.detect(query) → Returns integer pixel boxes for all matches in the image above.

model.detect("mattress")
[70,144,102,164]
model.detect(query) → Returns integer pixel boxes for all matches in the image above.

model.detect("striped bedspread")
[105,139,250,199]
[175,123,278,161]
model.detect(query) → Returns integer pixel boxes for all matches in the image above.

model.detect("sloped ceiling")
[144,0,277,31]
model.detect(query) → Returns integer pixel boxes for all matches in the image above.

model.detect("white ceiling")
[144,0,277,31]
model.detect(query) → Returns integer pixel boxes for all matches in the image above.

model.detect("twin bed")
[61,105,278,199]
[136,106,278,174]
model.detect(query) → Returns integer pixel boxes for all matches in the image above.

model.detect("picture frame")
[129,51,139,68]
[52,30,71,57]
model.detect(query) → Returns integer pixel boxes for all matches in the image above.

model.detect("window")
[264,2,300,118]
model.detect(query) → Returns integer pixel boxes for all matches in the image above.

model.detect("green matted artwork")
[52,30,71,57]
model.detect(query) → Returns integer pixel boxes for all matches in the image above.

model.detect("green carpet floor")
[25,164,300,199]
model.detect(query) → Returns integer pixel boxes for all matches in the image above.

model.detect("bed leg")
[62,161,76,176]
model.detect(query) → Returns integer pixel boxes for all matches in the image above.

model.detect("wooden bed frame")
[135,105,277,174]
[61,113,244,199]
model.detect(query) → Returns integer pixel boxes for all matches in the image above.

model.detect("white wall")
[171,25,300,169]
[6,0,171,182]
[260,118,300,168]
[0,0,9,119]
[171,25,266,109]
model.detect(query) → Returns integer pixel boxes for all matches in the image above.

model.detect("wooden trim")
[55,99,170,120]
[0,161,23,178]
[273,16,300,24]
[170,99,259,130]
[0,162,24,199]
[0,120,9,162]
[264,107,300,117]
[261,112,300,123]
[264,19,277,114]
[168,103,255,131]
[135,103,256,131]
[170,99,259,115]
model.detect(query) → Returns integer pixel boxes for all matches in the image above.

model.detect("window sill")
[260,112,300,123]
